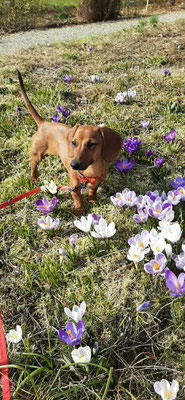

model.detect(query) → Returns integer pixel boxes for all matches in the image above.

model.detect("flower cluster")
[123,137,141,154]
[58,301,92,364]
[90,74,103,83]
[51,104,71,121]
[36,180,59,230]
[74,214,116,238]
[115,89,136,103]
[111,177,185,298]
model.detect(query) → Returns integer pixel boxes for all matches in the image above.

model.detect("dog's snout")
[70,160,81,170]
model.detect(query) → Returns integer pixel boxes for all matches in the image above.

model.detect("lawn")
[0,17,185,399]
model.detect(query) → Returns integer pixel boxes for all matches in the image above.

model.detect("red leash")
[0,173,100,210]
[0,184,72,210]
[0,309,11,400]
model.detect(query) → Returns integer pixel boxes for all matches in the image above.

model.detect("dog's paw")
[74,207,85,216]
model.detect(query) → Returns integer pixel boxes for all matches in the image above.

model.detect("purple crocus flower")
[59,248,68,258]
[163,130,176,141]
[165,270,185,297]
[144,253,167,275]
[38,215,59,230]
[57,105,66,113]
[35,197,57,215]
[154,157,164,167]
[121,189,138,207]
[146,149,153,157]
[148,199,172,220]
[140,120,149,128]
[92,213,101,225]
[58,320,85,345]
[110,192,126,207]
[17,106,21,112]
[69,234,78,247]
[57,106,71,118]
[62,109,70,118]
[172,251,185,271]
[178,186,185,200]
[92,341,98,354]
[116,158,135,174]
[63,74,72,82]
[133,208,149,223]
[115,92,127,103]
[89,47,93,51]
[136,301,152,312]
[163,69,171,76]
[170,176,185,189]
[123,137,141,154]
[161,190,181,206]
[51,114,60,122]
[146,190,160,203]
[136,195,148,209]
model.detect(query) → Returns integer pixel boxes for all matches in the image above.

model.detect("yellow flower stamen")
[79,355,84,359]
[154,263,160,270]
[164,390,173,399]
[67,330,75,340]
[176,281,180,291]
[157,208,161,212]
[140,242,144,248]
[122,163,126,168]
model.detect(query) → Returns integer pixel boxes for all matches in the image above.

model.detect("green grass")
[42,0,77,7]
[0,19,185,399]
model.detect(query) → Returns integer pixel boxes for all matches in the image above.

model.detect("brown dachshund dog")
[18,71,123,215]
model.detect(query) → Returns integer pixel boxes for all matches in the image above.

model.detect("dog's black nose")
[70,160,81,170]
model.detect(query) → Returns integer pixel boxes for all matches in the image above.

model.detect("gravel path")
[0,10,185,56]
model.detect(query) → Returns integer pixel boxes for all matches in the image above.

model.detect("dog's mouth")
[71,160,93,171]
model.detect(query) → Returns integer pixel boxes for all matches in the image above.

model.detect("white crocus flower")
[90,75,103,83]
[128,229,150,254]
[159,221,182,243]
[154,379,179,400]
[90,218,116,238]
[74,214,93,233]
[46,180,57,194]
[71,346,91,364]
[165,243,172,258]
[64,301,86,323]
[127,245,145,263]
[150,236,167,255]
[6,325,22,344]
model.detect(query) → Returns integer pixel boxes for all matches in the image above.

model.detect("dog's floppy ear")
[99,126,123,162]
[67,124,80,157]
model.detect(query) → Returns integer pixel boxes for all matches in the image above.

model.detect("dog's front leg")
[88,186,98,203]
[71,188,84,215]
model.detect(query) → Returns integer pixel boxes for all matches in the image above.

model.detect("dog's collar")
[77,170,100,184]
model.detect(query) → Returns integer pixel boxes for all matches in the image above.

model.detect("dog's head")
[68,124,122,171]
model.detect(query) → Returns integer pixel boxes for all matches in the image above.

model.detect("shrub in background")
[78,0,122,22]
[0,0,42,32]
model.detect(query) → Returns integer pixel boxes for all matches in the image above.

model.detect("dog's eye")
[72,140,76,147]
[87,141,96,149]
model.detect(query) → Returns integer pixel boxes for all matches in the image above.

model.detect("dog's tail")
[17,70,44,126]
